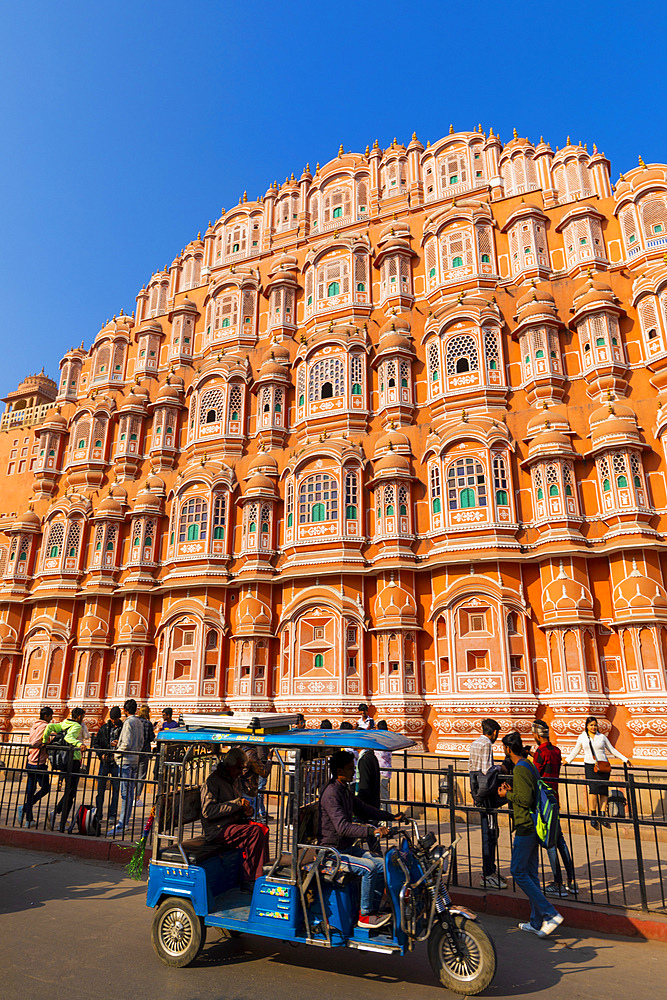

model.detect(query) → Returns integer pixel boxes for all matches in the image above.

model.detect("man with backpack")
[531,720,577,898]
[94,707,122,823]
[498,731,563,937]
[19,706,53,827]
[42,707,87,831]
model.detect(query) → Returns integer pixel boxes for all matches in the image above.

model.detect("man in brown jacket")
[200,747,268,886]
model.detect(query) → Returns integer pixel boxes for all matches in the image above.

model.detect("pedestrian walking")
[43,707,87,830]
[375,719,392,806]
[468,718,506,890]
[107,698,143,837]
[530,720,577,897]
[135,704,155,806]
[93,707,122,823]
[19,706,53,827]
[565,716,631,829]
[498,732,563,938]
[357,704,373,730]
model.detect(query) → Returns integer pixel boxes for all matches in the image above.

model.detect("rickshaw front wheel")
[428,914,496,995]
[151,897,206,967]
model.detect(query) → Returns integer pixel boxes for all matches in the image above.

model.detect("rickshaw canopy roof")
[157,721,415,752]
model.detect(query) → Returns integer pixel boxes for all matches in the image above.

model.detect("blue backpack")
[515,759,559,849]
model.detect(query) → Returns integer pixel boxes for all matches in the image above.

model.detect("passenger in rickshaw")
[200,747,268,888]
[319,750,403,928]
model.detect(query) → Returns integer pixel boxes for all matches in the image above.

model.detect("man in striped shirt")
[468,718,506,890]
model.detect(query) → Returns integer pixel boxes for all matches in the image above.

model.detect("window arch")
[493,455,509,506]
[199,388,225,426]
[345,470,359,520]
[179,497,208,542]
[440,228,473,272]
[322,186,351,224]
[445,334,479,376]
[212,495,226,539]
[45,521,65,560]
[447,457,487,510]
[639,196,667,242]
[316,257,350,302]
[430,464,442,514]
[298,473,338,523]
[227,384,243,428]
[350,353,364,397]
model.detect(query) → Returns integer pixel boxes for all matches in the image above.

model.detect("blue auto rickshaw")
[147,713,496,995]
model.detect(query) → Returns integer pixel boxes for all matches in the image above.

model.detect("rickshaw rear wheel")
[152,897,206,967]
[428,914,496,995]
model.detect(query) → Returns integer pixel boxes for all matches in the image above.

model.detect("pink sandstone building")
[1,127,667,758]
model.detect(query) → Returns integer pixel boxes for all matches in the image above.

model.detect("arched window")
[447,457,487,510]
[456,357,470,373]
[321,382,333,399]
[398,484,409,517]
[227,384,243,426]
[299,473,338,524]
[430,464,442,514]
[617,474,628,488]
[316,257,350,302]
[350,353,364,397]
[427,341,441,386]
[179,497,208,543]
[286,481,294,528]
[446,334,478,376]
[493,455,509,506]
[328,281,340,297]
[308,357,344,402]
[46,522,64,560]
[314,653,324,668]
[212,495,226,539]
[199,388,225,426]
[345,470,358,520]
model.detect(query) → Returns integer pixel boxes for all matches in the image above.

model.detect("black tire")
[151,897,206,967]
[428,914,497,995]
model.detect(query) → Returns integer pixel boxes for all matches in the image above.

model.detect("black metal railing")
[1,741,665,913]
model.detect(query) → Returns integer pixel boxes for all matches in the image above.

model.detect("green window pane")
[327,281,340,296]
[187,523,200,541]
[432,498,442,514]
[460,487,475,508]
[496,490,508,505]
[549,484,559,497]
[346,505,357,519]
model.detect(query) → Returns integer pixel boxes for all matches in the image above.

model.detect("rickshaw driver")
[201,747,268,889]
[319,750,404,928]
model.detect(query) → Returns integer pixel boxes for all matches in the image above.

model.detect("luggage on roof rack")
[180,712,300,733]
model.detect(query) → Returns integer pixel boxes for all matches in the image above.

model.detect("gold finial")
[412,131,417,140]
[290,172,295,181]
[393,136,397,145]
[365,145,369,156]
[243,191,247,202]
[462,409,468,422]
[478,123,482,132]
[316,162,320,172]
[489,127,494,137]
[639,154,646,168]
[306,162,310,172]
[338,144,344,156]
[513,128,518,140]
[593,144,598,154]
[449,124,454,134]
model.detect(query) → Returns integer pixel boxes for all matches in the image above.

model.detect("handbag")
[588,737,612,774]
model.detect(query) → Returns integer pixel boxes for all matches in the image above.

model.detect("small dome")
[572,274,617,312]
[233,593,272,632]
[526,404,570,436]
[118,608,149,641]
[542,564,594,623]
[246,454,279,478]
[379,220,411,240]
[96,495,123,516]
[78,613,108,641]
[528,429,573,459]
[12,508,40,531]
[379,315,412,338]
[374,430,411,458]
[245,473,276,494]
[374,453,410,475]
[614,560,667,619]
[590,402,641,447]
[374,577,418,624]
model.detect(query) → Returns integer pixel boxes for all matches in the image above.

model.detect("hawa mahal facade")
[1,127,667,758]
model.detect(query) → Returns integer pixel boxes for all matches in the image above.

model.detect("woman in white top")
[374,719,393,805]
[565,716,631,829]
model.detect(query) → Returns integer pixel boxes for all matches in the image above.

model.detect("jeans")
[256,773,269,820]
[119,764,138,828]
[480,812,499,876]
[510,831,559,930]
[96,759,120,819]
[380,775,391,806]
[547,829,575,886]
[339,846,385,915]
[24,763,50,823]
[55,760,81,826]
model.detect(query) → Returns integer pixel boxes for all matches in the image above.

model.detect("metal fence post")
[447,764,458,885]
[626,772,649,911]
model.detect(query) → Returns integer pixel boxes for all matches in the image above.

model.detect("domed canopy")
[95,494,123,517]
[245,453,279,478]
[589,401,642,449]
[374,575,418,626]
[233,592,272,634]
[11,508,41,532]
[526,404,571,437]
[78,613,108,641]
[542,563,595,624]
[374,429,411,458]
[373,452,411,476]
[614,559,667,622]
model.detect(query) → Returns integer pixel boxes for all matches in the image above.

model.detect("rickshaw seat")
[160,836,234,866]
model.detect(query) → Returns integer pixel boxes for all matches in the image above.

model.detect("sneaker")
[134,798,143,808]
[17,806,24,826]
[601,818,611,829]
[481,873,508,890]
[590,818,599,830]
[357,912,392,928]
[518,922,544,937]
[47,810,56,831]
[545,882,568,898]
[540,913,564,937]
[568,881,579,895]
[106,823,125,838]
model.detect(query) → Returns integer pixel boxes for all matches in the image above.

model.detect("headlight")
[431,844,446,860]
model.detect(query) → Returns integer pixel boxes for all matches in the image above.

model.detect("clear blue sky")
[1,1,665,395]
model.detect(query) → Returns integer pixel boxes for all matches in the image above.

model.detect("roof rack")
[180,712,300,734]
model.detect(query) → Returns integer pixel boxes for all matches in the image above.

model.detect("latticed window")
[612,451,629,488]
[72,418,90,454]
[322,186,351,223]
[354,254,368,293]
[242,290,255,328]
[548,331,561,368]
[298,474,338,523]
[286,481,294,527]
[65,520,81,559]
[483,329,500,371]
[428,341,441,385]
[260,503,271,535]
[447,458,487,510]
[245,503,258,535]
[399,359,410,389]
[308,357,344,401]
[297,365,306,407]
[345,470,359,519]
[113,344,125,373]
[200,388,225,425]
[398,484,409,517]
[92,417,106,449]
[630,452,643,490]
[531,327,546,359]
[383,483,395,516]
[225,222,247,256]
[305,268,314,307]
[143,519,156,555]
[441,229,473,270]
[640,196,667,240]
[430,464,442,513]
[598,456,611,493]
[274,387,283,415]
[493,455,509,505]
[446,334,478,376]
[440,151,467,190]
[639,297,661,347]
[546,463,560,497]
[477,226,493,265]
[212,495,226,539]
[46,522,64,559]
[533,467,544,502]
[106,524,117,556]
[563,463,574,497]
[620,207,639,249]
[317,257,350,300]
[310,193,319,228]
[357,180,368,214]
[350,354,364,395]
[94,524,104,552]
[94,346,110,379]
[227,384,243,424]
[179,497,208,542]
[425,240,437,279]
[214,293,238,330]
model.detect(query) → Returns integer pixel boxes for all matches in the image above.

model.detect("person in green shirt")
[43,707,87,830]
[497,732,563,938]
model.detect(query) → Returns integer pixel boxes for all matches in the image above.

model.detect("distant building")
[0,130,666,757]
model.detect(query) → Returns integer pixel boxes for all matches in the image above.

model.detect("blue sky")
[0,0,665,395]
